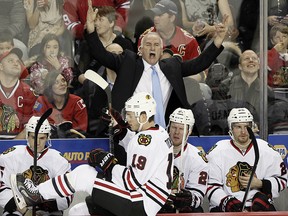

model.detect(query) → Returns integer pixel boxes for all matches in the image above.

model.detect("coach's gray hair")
[140,32,163,49]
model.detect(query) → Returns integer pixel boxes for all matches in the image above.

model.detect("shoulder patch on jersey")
[206,144,218,155]
[165,138,173,148]
[77,99,86,110]
[273,144,287,159]
[2,147,16,155]
[138,134,152,146]
[33,101,43,112]
[267,143,277,151]
[198,151,208,163]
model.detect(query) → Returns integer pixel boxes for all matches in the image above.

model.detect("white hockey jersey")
[206,139,287,209]
[173,143,208,208]
[0,145,71,212]
[112,126,173,216]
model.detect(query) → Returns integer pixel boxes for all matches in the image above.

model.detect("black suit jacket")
[85,31,223,121]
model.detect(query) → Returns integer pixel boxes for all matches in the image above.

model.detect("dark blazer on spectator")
[85,31,224,127]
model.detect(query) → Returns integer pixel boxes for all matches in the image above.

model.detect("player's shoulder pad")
[2,147,16,155]
[198,151,208,163]
[206,144,218,155]
[257,139,278,152]
[267,143,278,152]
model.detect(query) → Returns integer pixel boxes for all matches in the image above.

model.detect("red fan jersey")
[0,81,36,137]
[33,94,88,131]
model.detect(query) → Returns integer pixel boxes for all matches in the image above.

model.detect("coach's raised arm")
[84,0,228,136]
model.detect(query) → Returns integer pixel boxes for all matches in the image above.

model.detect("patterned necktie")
[151,66,166,128]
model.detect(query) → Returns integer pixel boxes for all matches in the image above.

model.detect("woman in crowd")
[33,70,88,134]
[29,33,73,95]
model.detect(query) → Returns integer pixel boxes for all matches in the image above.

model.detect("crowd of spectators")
[0,0,287,139]
[1,1,288,215]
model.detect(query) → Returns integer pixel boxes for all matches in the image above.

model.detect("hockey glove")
[88,148,118,172]
[50,121,72,138]
[169,189,193,209]
[159,198,176,213]
[100,108,113,127]
[220,195,242,212]
[102,108,129,141]
[251,192,276,211]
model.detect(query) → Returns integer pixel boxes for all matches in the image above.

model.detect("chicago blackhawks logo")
[138,134,151,146]
[0,103,20,133]
[171,166,185,193]
[226,161,253,192]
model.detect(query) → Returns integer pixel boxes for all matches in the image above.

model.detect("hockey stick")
[174,120,188,214]
[84,69,114,153]
[173,109,191,213]
[33,108,53,169]
[241,126,260,211]
[84,69,112,107]
[178,122,187,192]
[32,108,52,215]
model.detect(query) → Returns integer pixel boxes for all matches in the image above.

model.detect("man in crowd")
[0,48,35,138]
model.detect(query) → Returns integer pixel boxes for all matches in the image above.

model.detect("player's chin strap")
[228,130,235,141]
[136,117,148,132]
[229,130,251,150]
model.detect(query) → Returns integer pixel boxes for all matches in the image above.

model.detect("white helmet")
[125,92,156,119]
[125,92,156,131]
[169,108,195,133]
[26,116,51,148]
[227,108,253,130]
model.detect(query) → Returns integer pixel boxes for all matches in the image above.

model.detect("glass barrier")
[0,0,287,139]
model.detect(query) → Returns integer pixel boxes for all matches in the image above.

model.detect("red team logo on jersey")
[138,134,151,146]
[177,44,186,57]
